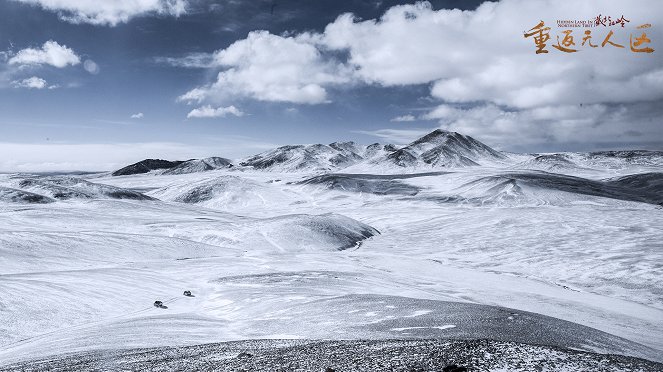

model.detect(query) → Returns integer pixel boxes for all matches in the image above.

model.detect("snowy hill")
[2,130,663,368]
[4,175,154,201]
[605,172,663,196]
[0,186,54,204]
[112,159,184,176]
[514,153,581,173]
[149,175,298,211]
[437,172,663,206]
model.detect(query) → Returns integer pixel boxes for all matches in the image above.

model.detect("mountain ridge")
[108,130,663,175]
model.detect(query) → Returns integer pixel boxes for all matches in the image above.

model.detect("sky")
[0,0,662,171]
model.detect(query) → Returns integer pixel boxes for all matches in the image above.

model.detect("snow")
[390,325,456,331]
[0,134,662,366]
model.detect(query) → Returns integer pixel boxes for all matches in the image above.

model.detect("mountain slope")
[240,142,394,172]
[112,159,184,176]
[163,157,233,175]
[0,186,54,204]
[379,130,505,168]
[14,176,154,201]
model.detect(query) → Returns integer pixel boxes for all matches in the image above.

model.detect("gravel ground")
[2,339,661,372]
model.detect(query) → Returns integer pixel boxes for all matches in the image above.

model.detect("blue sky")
[1,0,661,171]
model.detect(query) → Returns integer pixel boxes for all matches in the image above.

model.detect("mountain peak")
[410,129,459,146]
[112,159,184,176]
[380,129,505,168]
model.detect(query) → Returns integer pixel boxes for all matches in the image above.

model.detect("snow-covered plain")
[0,131,662,367]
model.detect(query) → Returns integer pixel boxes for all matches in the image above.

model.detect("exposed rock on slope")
[3,339,660,372]
[0,186,54,204]
[433,172,663,206]
[112,159,184,176]
[604,172,663,195]
[299,174,421,196]
[577,150,663,169]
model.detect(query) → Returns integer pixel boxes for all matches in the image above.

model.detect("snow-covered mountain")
[163,157,233,175]
[515,154,579,172]
[239,142,395,172]
[374,129,506,168]
[107,131,663,177]
[238,130,508,172]
[240,130,506,172]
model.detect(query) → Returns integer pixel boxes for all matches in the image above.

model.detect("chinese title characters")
[524,18,654,54]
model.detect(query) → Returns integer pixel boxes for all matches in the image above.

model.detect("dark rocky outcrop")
[112,159,184,176]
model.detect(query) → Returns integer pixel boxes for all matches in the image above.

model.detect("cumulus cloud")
[391,114,416,122]
[12,0,188,26]
[176,0,662,148]
[338,0,663,147]
[321,1,663,108]
[178,31,353,105]
[8,40,80,68]
[130,112,144,119]
[187,105,245,118]
[11,76,47,89]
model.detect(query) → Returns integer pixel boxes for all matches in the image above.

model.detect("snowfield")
[0,130,661,369]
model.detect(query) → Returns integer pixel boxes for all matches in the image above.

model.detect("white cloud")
[130,112,144,119]
[187,105,245,118]
[8,40,80,68]
[174,0,663,148]
[12,76,47,89]
[177,87,207,104]
[321,0,663,109]
[178,31,353,105]
[390,114,416,122]
[419,102,663,151]
[12,0,188,26]
[83,59,99,74]
[154,53,215,69]
[181,0,663,110]
[333,0,663,147]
